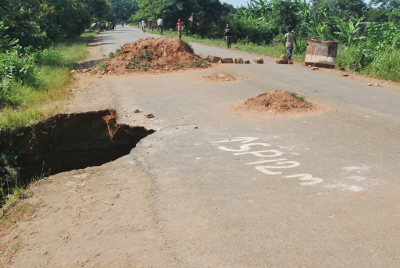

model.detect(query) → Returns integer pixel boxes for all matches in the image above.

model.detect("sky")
[222,0,249,8]
[221,0,370,8]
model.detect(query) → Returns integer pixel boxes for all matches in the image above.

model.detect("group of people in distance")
[91,21,116,31]
[139,18,299,61]
[139,18,183,38]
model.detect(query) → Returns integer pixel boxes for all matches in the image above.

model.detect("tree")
[0,0,49,48]
[130,0,226,38]
[189,0,226,37]
[271,0,301,33]
[106,0,138,22]
[370,0,400,12]
[0,0,111,50]
[86,0,112,20]
[368,0,400,25]
[131,0,173,21]
[311,0,367,21]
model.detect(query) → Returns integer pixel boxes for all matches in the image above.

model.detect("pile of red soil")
[96,37,210,75]
[201,73,238,82]
[234,89,316,115]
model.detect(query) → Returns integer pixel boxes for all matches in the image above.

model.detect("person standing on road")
[157,17,164,35]
[177,19,183,39]
[284,26,298,62]
[141,19,146,33]
[224,24,233,48]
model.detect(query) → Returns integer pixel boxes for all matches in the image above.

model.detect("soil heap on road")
[234,89,318,116]
[97,36,210,75]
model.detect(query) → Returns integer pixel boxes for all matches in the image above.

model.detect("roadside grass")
[0,31,97,129]
[364,49,400,81]
[291,92,309,104]
[1,31,96,209]
[0,186,39,224]
[156,28,400,82]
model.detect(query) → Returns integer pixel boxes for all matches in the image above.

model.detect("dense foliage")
[129,0,230,38]
[0,0,111,109]
[105,0,139,23]
[0,0,110,49]
[129,0,399,80]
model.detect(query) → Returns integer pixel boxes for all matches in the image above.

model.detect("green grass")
[0,31,97,129]
[364,49,400,81]
[291,92,309,104]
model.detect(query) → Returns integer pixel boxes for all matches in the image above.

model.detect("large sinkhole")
[6,109,154,180]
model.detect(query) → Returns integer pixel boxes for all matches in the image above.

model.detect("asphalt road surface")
[90,26,400,267]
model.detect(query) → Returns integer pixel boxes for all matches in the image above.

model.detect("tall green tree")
[86,0,112,20]
[106,0,138,22]
[0,0,49,48]
[368,0,400,26]
[131,0,226,37]
[0,0,111,49]
[189,0,227,37]
[271,0,301,33]
[370,0,400,11]
[311,0,367,21]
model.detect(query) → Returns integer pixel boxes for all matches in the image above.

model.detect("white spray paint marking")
[339,165,379,191]
[325,182,368,192]
[341,166,370,173]
[347,185,365,192]
[219,143,271,152]
[213,137,259,144]
[212,137,323,186]
[284,174,324,186]
[279,145,296,151]
[347,175,368,182]
[236,150,283,158]
[256,161,300,175]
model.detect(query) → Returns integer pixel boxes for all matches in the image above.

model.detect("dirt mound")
[95,37,210,75]
[233,89,317,116]
[201,73,239,82]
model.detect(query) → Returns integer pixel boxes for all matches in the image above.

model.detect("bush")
[32,49,64,67]
[365,49,400,81]
[230,20,275,45]
[336,45,366,72]
[0,49,38,107]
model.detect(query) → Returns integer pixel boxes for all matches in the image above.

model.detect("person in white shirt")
[284,26,298,61]
[157,17,163,35]
[141,20,146,32]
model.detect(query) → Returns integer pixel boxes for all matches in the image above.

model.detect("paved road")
[93,26,400,267]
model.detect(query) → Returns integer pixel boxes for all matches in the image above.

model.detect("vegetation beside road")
[0,32,97,129]
[161,26,400,83]
[133,0,400,82]
[0,31,96,209]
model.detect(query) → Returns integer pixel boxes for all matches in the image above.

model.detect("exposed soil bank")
[3,109,154,180]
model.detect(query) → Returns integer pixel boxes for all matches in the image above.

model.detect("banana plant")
[315,20,328,41]
[335,17,364,45]
[248,0,271,18]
